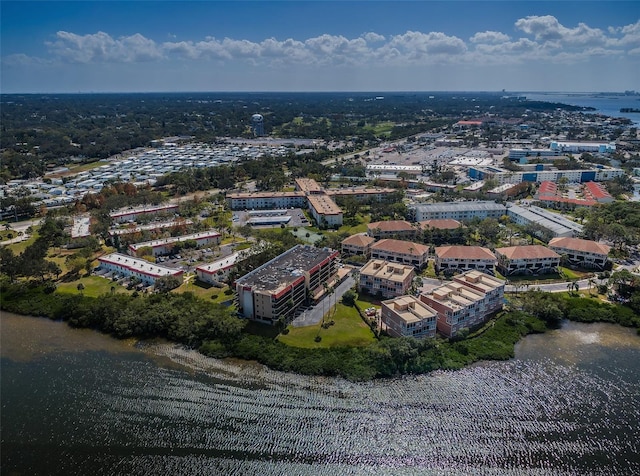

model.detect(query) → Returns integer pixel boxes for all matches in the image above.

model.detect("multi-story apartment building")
[236,245,339,324]
[226,191,306,210]
[506,204,583,238]
[420,271,505,338]
[468,165,624,185]
[341,233,376,257]
[359,259,415,299]
[195,252,241,285]
[418,219,463,230]
[367,220,416,239]
[548,237,611,270]
[381,295,438,339]
[409,201,506,222]
[109,204,180,224]
[494,245,561,276]
[434,246,497,274]
[98,252,184,285]
[307,193,343,227]
[370,239,430,269]
[128,230,221,257]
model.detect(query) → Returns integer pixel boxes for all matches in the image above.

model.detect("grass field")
[337,214,370,235]
[174,277,233,300]
[56,275,130,297]
[279,303,375,349]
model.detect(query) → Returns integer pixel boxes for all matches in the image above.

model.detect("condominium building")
[341,233,376,256]
[307,193,343,227]
[226,191,306,210]
[367,220,416,239]
[381,295,438,339]
[548,237,611,270]
[236,245,339,324]
[420,271,505,338]
[195,252,241,285]
[359,259,415,299]
[468,165,624,185]
[98,252,184,285]
[494,245,561,276]
[550,141,616,153]
[409,201,506,222]
[110,204,180,224]
[434,246,497,274]
[370,239,430,269]
[128,230,221,257]
[418,219,463,230]
[506,204,583,238]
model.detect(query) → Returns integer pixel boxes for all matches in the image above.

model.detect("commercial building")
[341,233,376,257]
[236,245,339,324]
[550,141,616,153]
[508,148,562,161]
[434,246,497,274]
[494,245,561,276]
[506,204,583,238]
[370,239,430,269]
[358,259,415,299]
[381,295,438,339]
[98,253,184,285]
[367,220,416,239]
[127,230,221,257]
[420,271,505,338]
[548,237,611,270]
[409,201,506,222]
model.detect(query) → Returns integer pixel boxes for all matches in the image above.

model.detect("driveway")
[291,275,355,327]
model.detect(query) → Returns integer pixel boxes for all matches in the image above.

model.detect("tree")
[342,289,357,307]
[155,275,182,293]
[77,282,85,294]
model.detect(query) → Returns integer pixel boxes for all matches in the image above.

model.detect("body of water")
[1,313,639,475]
[521,92,640,126]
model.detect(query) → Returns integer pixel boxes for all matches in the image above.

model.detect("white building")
[128,230,221,257]
[98,253,183,285]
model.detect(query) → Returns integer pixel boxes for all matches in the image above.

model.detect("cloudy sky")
[1,1,639,93]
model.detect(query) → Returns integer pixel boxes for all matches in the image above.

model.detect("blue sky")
[2,1,639,93]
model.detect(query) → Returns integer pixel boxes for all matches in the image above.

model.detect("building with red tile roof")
[419,219,463,230]
[494,245,561,276]
[548,237,611,270]
[367,220,416,239]
[434,245,497,274]
[341,234,376,257]
[370,239,430,268]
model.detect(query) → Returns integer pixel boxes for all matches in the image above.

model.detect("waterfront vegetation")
[2,276,638,381]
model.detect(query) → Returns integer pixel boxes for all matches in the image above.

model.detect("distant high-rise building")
[251,113,264,136]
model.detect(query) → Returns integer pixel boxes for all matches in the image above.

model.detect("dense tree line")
[1,92,584,181]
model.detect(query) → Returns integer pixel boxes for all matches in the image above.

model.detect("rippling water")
[2,313,639,475]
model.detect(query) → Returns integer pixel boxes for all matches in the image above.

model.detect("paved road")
[0,218,42,246]
[291,275,355,327]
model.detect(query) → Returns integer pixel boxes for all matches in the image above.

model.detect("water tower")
[251,114,264,137]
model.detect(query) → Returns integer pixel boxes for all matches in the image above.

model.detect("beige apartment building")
[381,295,438,338]
[370,239,430,269]
[359,259,415,299]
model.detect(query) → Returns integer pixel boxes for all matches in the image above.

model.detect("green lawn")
[56,275,130,297]
[337,214,370,234]
[279,303,376,349]
[174,277,232,300]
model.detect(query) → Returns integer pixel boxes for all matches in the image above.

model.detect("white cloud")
[470,31,511,44]
[515,15,607,47]
[46,31,163,63]
[363,32,386,43]
[9,18,637,72]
